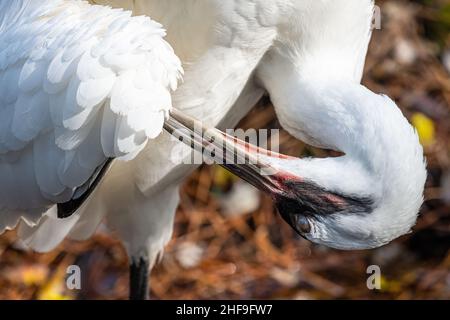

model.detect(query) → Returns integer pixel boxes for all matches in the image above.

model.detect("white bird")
[0,0,426,300]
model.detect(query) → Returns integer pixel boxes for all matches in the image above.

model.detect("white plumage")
[0,0,181,232]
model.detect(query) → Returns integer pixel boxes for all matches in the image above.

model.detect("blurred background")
[0,0,449,300]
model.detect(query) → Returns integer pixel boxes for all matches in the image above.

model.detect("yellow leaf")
[38,289,72,300]
[37,267,73,300]
[380,275,402,293]
[213,165,238,188]
[22,266,47,286]
[411,113,435,147]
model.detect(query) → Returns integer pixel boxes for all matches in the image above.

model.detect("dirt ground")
[0,0,449,300]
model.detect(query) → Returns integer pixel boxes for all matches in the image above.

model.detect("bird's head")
[272,175,377,250]
[218,92,426,251]
[261,81,428,250]
[161,0,426,250]
[166,73,427,250]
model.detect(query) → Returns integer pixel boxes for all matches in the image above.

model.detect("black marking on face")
[280,180,374,215]
[274,179,374,234]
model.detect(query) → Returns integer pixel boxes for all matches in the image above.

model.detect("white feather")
[0,0,182,234]
[17,206,81,253]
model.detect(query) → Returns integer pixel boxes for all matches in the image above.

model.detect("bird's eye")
[297,215,311,234]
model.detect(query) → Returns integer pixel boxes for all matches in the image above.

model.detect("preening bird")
[0,0,426,300]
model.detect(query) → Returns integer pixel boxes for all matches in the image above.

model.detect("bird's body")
[0,0,426,299]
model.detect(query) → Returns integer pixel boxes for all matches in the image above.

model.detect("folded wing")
[0,0,182,233]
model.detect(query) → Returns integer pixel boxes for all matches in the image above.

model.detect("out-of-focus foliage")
[412,112,436,146]
[415,0,450,48]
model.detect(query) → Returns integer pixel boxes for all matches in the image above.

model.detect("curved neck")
[264,67,382,162]
[258,61,424,201]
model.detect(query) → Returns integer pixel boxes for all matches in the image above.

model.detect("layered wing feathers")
[0,0,182,233]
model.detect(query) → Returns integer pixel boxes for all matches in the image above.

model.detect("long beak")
[164,109,289,195]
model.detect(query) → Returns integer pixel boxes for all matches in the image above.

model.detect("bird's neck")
[259,64,424,201]
[266,68,426,246]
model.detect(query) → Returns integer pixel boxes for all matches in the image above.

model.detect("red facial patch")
[322,194,347,208]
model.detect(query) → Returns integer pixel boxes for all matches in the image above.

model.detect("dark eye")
[297,215,311,234]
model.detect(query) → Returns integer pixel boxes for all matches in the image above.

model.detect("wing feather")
[77,76,116,110]
[12,89,51,142]
[76,116,105,170]
[0,63,21,104]
[0,0,182,234]
[33,132,66,196]
[17,206,81,253]
[0,104,27,152]
[44,49,81,94]
[18,59,47,93]
[57,150,95,189]
[100,101,117,157]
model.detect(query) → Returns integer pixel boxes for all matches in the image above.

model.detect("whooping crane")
[0,0,426,299]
